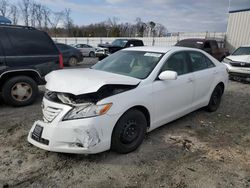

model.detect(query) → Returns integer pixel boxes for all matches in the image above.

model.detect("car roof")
[122,46,204,54]
[114,39,142,41]
[178,38,215,42]
[0,24,36,30]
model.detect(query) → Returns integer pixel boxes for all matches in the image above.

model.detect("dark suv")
[96,39,144,60]
[0,25,63,106]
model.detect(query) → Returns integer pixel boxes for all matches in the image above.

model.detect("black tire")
[2,76,38,107]
[68,57,78,66]
[111,109,147,154]
[206,85,223,112]
[89,51,95,57]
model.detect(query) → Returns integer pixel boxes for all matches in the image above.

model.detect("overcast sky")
[12,0,250,32]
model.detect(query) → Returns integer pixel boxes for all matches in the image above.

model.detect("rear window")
[5,28,58,56]
[57,44,70,51]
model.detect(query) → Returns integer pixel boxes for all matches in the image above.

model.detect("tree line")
[0,0,167,37]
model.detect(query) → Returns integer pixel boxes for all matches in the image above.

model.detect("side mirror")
[158,70,178,81]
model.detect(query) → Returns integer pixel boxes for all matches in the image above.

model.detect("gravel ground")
[0,64,250,188]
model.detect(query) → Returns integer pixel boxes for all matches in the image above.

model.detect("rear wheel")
[68,57,78,66]
[111,109,147,154]
[2,76,38,107]
[206,85,223,112]
[89,51,95,57]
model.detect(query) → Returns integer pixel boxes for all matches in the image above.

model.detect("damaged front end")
[45,84,137,106]
[72,127,101,149]
[44,84,137,121]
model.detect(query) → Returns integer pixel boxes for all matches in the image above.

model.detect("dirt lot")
[0,71,250,187]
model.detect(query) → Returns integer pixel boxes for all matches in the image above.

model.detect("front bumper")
[223,63,250,81]
[95,51,109,58]
[27,98,120,154]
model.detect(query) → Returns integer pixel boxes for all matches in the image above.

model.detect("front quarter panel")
[98,83,154,127]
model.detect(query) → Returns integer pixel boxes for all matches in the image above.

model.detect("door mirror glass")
[158,71,178,81]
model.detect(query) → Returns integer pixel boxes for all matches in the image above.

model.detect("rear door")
[3,27,60,77]
[187,51,216,107]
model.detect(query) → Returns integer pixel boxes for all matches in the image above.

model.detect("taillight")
[59,54,64,69]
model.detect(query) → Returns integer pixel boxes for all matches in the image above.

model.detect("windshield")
[232,47,250,55]
[111,39,128,47]
[92,51,163,79]
[176,40,203,49]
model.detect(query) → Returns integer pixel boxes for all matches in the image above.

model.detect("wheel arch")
[118,105,151,129]
[216,82,225,94]
[0,70,42,91]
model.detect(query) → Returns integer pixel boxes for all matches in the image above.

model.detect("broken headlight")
[63,103,112,120]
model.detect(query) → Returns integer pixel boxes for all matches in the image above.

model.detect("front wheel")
[111,109,147,154]
[206,85,223,112]
[2,76,38,107]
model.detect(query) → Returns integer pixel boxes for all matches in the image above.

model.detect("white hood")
[226,55,250,63]
[45,68,140,95]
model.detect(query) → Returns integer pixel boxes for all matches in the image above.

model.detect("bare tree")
[30,1,36,27]
[19,0,31,26]
[64,8,73,36]
[135,17,147,37]
[49,11,64,37]
[9,4,19,25]
[155,23,167,37]
[148,21,156,37]
[42,5,50,29]
[49,11,64,28]
[35,3,43,28]
[0,0,8,17]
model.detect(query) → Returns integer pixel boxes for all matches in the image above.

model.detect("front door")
[152,51,195,129]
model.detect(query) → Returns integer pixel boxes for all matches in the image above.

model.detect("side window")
[161,52,190,76]
[210,41,218,50]
[125,41,131,47]
[188,51,215,72]
[204,41,211,49]
[5,28,57,56]
[133,41,142,46]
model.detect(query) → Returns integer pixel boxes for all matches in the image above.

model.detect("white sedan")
[28,47,228,154]
[74,44,96,57]
[223,45,250,82]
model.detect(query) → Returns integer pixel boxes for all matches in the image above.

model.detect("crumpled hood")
[45,68,140,95]
[226,55,250,63]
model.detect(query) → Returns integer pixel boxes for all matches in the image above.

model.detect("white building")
[226,8,250,52]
